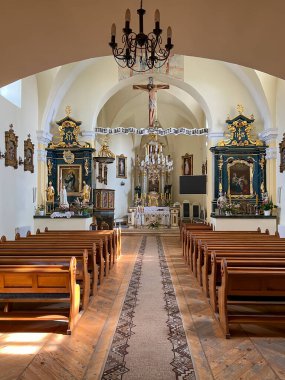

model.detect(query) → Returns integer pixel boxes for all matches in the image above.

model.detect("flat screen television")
[179,175,207,194]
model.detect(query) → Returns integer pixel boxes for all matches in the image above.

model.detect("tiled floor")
[0,234,284,380]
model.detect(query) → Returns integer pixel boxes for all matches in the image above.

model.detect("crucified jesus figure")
[133,77,169,128]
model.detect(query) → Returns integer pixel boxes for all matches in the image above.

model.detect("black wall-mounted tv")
[179,175,207,194]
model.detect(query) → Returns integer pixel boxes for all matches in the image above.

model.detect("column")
[36,130,52,206]
[259,129,278,204]
[207,131,225,221]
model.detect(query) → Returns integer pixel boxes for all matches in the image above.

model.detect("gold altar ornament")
[49,107,90,149]
[63,150,75,164]
[218,105,264,147]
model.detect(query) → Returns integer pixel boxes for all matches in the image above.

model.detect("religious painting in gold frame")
[57,164,82,196]
[5,124,18,169]
[116,154,127,178]
[24,135,34,173]
[279,133,285,173]
[182,153,193,175]
[227,159,253,199]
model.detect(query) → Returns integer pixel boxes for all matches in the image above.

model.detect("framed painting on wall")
[5,124,18,169]
[24,134,34,173]
[182,153,193,175]
[57,164,82,196]
[280,133,285,173]
[227,160,253,198]
[116,154,127,178]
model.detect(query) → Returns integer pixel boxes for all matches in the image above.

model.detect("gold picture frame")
[24,134,34,173]
[227,159,253,199]
[5,124,18,169]
[116,154,127,178]
[182,153,193,175]
[57,164,82,196]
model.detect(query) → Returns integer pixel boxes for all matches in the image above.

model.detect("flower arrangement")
[147,216,160,229]
[260,198,277,211]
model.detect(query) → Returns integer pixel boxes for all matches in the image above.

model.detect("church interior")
[0,1,285,379]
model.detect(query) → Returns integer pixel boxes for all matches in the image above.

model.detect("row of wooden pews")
[181,222,285,338]
[0,227,121,334]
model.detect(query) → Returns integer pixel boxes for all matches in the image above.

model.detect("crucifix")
[133,77,169,128]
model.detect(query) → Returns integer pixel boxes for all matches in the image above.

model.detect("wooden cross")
[133,77,169,128]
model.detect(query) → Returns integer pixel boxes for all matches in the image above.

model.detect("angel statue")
[217,192,227,214]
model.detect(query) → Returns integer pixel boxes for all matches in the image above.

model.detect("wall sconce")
[0,150,5,159]
[120,181,125,186]
[18,156,24,166]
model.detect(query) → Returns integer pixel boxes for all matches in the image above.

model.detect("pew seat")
[0,257,80,334]
[218,259,285,338]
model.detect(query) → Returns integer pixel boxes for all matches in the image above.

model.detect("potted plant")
[261,198,277,216]
[224,203,232,216]
[37,204,45,216]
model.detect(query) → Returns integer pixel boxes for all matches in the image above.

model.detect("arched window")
[0,80,21,108]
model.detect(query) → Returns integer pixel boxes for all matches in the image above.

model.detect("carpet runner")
[102,236,196,380]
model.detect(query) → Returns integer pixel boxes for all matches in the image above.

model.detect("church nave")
[0,233,284,380]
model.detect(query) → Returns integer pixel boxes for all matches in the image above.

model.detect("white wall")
[0,77,38,239]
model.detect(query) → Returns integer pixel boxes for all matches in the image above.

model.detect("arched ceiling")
[97,85,203,130]
[1,0,285,87]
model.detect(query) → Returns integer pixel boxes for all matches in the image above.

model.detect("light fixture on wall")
[109,0,174,72]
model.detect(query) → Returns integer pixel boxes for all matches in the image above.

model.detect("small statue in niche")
[46,181,55,203]
[217,192,227,214]
[47,159,53,176]
[81,181,91,203]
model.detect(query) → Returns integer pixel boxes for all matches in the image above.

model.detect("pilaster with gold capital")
[259,129,278,203]
[81,130,96,148]
[36,130,52,206]
[205,131,225,222]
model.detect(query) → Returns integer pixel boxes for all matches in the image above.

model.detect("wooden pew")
[3,238,104,288]
[199,242,285,292]
[0,257,81,334]
[209,253,285,312]
[23,233,111,274]
[190,232,278,274]
[0,244,99,296]
[0,252,90,310]
[218,259,285,338]
[184,229,266,266]
[42,228,121,261]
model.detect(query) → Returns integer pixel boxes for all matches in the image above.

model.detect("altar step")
[121,227,180,236]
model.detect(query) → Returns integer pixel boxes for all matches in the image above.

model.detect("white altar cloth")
[143,206,170,215]
[134,206,170,227]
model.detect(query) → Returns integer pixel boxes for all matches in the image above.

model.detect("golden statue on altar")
[81,181,91,203]
[148,191,159,207]
[46,181,55,203]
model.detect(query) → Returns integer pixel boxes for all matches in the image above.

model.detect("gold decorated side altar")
[210,106,277,234]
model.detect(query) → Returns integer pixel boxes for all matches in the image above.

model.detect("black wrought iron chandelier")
[109,1,174,72]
